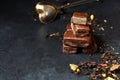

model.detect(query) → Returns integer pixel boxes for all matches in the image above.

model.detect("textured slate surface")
[0,0,120,80]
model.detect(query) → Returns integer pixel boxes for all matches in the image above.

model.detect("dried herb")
[69,51,120,80]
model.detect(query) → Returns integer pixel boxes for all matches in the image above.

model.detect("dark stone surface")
[0,0,120,80]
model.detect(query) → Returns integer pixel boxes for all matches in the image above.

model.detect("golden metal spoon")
[35,0,100,24]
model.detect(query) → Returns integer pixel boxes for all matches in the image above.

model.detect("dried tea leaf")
[46,32,60,38]
[92,29,95,32]
[110,46,114,51]
[110,26,113,29]
[112,74,119,79]
[49,32,59,37]
[76,68,80,73]
[98,64,107,67]
[110,64,120,71]
[114,52,119,55]
[100,27,105,31]
[97,24,100,27]
[104,19,108,23]
[104,77,115,80]
[69,64,79,71]
[33,18,37,21]
[102,73,106,77]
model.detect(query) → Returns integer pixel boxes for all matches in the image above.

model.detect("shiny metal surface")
[36,2,58,24]
[35,0,99,24]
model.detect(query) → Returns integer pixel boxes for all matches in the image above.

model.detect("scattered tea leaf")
[114,52,119,55]
[69,64,80,73]
[104,19,108,23]
[110,26,113,29]
[110,65,120,71]
[104,77,115,80]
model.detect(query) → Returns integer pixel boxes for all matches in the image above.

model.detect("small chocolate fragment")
[82,38,97,53]
[66,24,72,31]
[63,31,91,48]
[63,44,77,54]
[71,12,88,25]
[71,23,90,37]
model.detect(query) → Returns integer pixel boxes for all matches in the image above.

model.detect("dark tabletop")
[0,0,120,80]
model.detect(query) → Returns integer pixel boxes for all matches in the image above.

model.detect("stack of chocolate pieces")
[63,12,97,54]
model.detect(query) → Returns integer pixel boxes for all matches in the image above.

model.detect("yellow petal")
[110,64,120,71]
[90,14,94,21]
[69,64,79,71]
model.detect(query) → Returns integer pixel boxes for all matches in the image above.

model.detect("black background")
[0,0,120,80]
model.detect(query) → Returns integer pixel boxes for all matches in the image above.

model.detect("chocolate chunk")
[71,23,90,37]
[63,44,77,54]
[63,31,91,48]
[82,38,97,53]
[71,12,88,25]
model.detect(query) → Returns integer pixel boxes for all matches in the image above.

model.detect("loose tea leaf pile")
[69,52,120,80]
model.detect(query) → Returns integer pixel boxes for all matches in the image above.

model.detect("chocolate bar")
[82,38,97,53]
[71,23,90,37]
[63,31,91,48]
[71,12,88,25]
[63,44,77,54]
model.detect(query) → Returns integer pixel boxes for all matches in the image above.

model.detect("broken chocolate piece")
[63,31,91,48]
[63,44,77,54]
[71,12,88,25]
[71,23,90,37]
[82,38,97,53]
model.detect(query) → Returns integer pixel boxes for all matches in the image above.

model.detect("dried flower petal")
[112,74,119,79]
[33,18,37,21]
[46,32,60,38]
[104,77,115,80]
[97,24,100,27]
[90,14,94,21]
[98,64,107,67]
[110,65,120,71]
[114,52,119,55]
[100,27,105,31]
[76,68,80,73]
[110,26,113,29]
[69,64,79,71]
[49,32,59,37]
[102,73,106,77]
[104,19,108,23]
